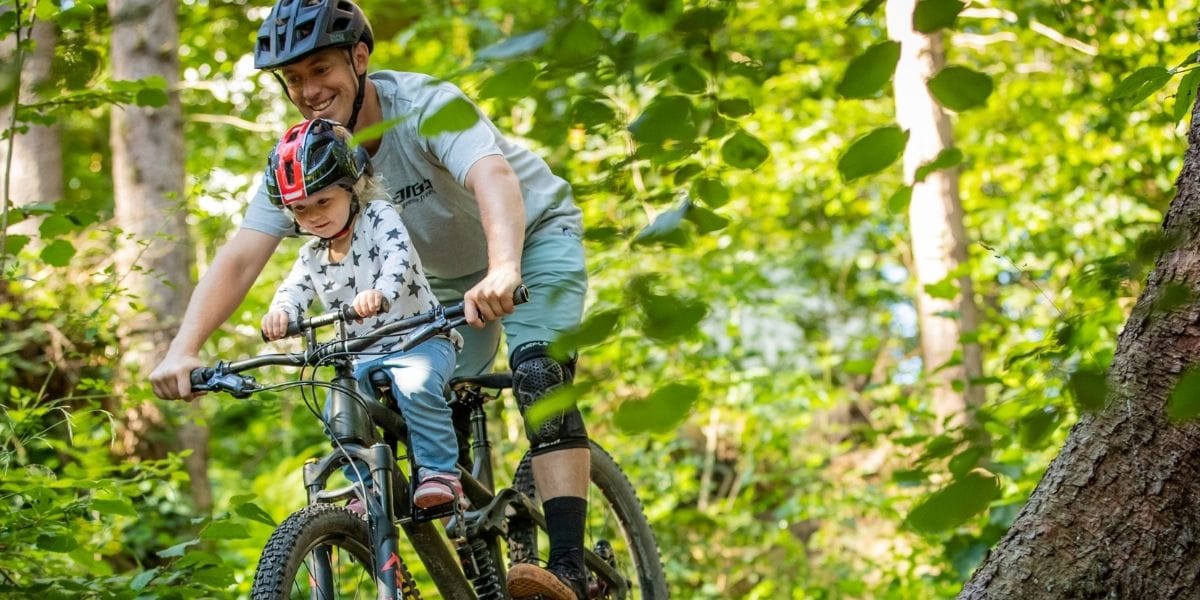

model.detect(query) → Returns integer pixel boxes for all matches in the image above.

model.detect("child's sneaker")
[413,470,464,509]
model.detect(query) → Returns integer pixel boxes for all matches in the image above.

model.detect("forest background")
[2,0,1199,598]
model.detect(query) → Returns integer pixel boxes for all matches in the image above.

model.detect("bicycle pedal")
[411,502,456,523]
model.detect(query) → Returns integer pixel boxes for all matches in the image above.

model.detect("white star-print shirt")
[269,199,462,358]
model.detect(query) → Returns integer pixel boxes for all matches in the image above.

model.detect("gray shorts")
[427,227,587,377]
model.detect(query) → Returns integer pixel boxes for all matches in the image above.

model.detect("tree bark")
[959,78,1200,600]
[887,0,985,426]
[108,0,211,511]
[1,19,62,238]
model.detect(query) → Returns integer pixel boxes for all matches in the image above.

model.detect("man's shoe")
[507,562,588,600]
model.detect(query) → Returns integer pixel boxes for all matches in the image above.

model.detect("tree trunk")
[1,19,62,238]
[108,0,211,511]
[958,84,1200,600]
[887,0,985,426]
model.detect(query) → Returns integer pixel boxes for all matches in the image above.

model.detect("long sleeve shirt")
[269,199,461,357]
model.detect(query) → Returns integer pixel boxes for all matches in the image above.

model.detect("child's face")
[288,185,352,237]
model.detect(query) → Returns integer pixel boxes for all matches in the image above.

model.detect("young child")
[260,118,464,510]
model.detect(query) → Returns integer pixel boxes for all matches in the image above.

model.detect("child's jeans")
[329,336,458,485]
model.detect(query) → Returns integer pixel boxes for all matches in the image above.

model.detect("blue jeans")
[332,336,458,483]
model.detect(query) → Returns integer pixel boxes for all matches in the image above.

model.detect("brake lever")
[190,365,259,399]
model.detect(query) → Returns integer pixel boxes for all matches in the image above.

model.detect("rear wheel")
[509,441,668,599]
[252,503,419,599]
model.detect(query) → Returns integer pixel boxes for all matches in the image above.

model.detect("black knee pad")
[511,343,588,455]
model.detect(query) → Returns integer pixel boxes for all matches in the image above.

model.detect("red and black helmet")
[264,118,370,207]
[254,0,374,70]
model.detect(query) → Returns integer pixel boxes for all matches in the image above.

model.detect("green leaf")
[913,148,964,182]
[40,239,76,267]
[613,382,700,434]
[38,215,75,239]
[131,568,159,591]
[685,204,729,233]
[837,126,908,181]
[1167,366,1200,422]
[622,0,683,36]
[1018,406,1062,449]
[888,186,912,213]
[200,520,250,541]
[524,383,592,430]
[639,292,708,341]
[633,200,690,246]
[37,533,79,552]
[629,95,696,144]
[91,498,138,517]
[418,97,479,137]
[674,7,727,33]
[135,87,168,108]
[913,0,965,33]
[1153,282,1194,314]
[156,539,200,559]
[721,131,770,169]
[928,66,993,111]
[191,564,235,588]
[691,178,730,208]
[475,30,548,61]
[1174,68,1200,123]
[4,234,30,256]
[905,468,1001,534]
[234,502,278,527]
[550,19,605,64]
[1109,66,1171,109]
[1068,367,1108,412]
[478,62,537,99]
[570,98,616,128]
[717,98,754,118]
[836,41,900,99]
[844,359,875,376]
[349,115,408,147]
[550,309,621,358]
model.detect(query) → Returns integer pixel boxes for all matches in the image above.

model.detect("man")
[150,1,591,597]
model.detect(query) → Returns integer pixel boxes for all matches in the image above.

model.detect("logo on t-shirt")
[393,178,434,209]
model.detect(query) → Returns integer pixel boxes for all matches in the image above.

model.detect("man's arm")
[463,154,525,327]
[150,229,280,399]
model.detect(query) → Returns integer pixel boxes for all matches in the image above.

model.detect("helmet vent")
[294,22,314,42]
[332,17,350,32]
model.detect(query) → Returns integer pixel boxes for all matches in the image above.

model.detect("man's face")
[278,45,366,123]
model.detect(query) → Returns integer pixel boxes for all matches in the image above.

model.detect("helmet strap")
[345,48,367,132]
[321,192,360,241]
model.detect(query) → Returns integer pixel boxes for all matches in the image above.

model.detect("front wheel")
[509,441,668,599]
[252,503,419,599]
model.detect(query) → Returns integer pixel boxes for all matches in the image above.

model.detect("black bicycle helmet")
[254,0,375,70]
[264,118,370,207]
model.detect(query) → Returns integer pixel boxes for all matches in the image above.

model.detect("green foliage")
[5,0,1200,597]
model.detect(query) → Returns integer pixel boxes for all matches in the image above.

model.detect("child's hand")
[261,310,292,341]
[353,290,387,320]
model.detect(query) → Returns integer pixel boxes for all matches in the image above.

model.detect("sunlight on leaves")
[1109,66,1171,109]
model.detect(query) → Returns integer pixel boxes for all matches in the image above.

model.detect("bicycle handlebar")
[190,285,529,397]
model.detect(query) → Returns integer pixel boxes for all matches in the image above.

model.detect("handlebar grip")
[190,367,215,391]
[513,284,530,305]
[342,297,391,321]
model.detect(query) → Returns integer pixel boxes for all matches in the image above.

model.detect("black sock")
[544,496,587,573]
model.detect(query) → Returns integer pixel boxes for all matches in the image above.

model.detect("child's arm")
[263,254,316,340]
[368,202,424,313]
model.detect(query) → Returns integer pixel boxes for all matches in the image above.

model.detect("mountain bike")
[190,292,668,599]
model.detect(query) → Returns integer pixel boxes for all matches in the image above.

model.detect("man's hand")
[352,290,387,320]
[463,266,522,328]
[150,351,206,400]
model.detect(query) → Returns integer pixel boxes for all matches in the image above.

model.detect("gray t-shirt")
[243,71,583,280]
